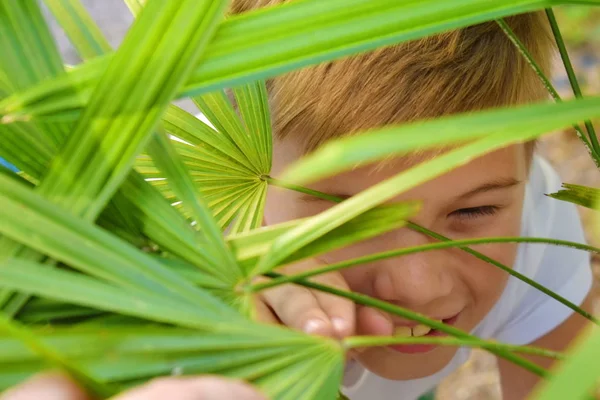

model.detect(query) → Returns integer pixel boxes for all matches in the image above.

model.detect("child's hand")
[254,259,355,339]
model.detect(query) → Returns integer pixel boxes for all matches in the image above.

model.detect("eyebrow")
[300,178,522,203]
[453,177,523,201]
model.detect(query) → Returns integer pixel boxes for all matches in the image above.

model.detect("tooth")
[394,326,412,337]
[412,324,432,337]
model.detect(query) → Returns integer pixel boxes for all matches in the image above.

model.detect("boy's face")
[265,139,528,380]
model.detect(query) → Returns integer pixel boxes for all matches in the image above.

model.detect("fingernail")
[303,319,327,334]
[332,317,348,336]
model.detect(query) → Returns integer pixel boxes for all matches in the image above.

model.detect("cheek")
[316,239,390,293]
[339,267,371,292]
[459,242,518,319]
[264,188,306,224]
[448,199,524,307]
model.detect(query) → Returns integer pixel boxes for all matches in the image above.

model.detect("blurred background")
[42,2,599,399]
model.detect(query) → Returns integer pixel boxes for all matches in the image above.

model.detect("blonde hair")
[230,1,554,152]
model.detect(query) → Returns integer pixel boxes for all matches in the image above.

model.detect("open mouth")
[387,313,460,354]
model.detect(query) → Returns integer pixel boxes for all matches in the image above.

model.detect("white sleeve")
[476,156,593,345]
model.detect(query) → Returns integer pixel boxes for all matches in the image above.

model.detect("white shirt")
[342,155,593,400]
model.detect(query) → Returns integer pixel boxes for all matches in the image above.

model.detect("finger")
[356,306,393,337]
[0,373,90,400]
[253,294,279,325]
[309,271,355,339]
[112,376,266,400]
[259,282,335,337]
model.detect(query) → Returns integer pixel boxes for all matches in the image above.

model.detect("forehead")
[272,138,528,201]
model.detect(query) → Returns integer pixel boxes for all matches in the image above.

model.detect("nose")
[371,229,454,307]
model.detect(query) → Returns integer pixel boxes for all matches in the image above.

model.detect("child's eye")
[449,205,499,220]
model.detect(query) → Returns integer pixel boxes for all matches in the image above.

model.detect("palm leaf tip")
[547,183,600,210]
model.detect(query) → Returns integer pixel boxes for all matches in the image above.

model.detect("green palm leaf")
[2,0,599,398]
[0,314,112,396]
[232,81,273,172]
[146,130,243,282]
[284,96,600,184]
[4,0,600,121]
[31,0,228,218]
[137,100,271,235]
[0,171,237,313]
[193,90,264,175]
[34,0,274,238]
[547,183,600,210]
[257,129,555,275]
[0,259,344,399]
[1,162,423,320]
[534,327,600,400]
[228,202,419,272]
[0,0,69,150]
[42,0,111,60]
[3,0,241,316]
[0,0,76,314]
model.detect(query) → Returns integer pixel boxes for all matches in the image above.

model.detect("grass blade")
[252,234,599,325]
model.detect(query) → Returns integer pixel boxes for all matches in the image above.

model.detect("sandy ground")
[44,3,599,399]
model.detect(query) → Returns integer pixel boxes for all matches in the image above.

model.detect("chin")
[357,345,459,380]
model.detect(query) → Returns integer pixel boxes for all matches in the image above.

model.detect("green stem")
[496,19,560,102]
[545,8,600,156]
[263,176,342,203]
[496,17,599,169]
[266,177,599,325]
[344,336,564,360]
[251,237,599,325]
[407,222,599,325]
[264,272,549,378]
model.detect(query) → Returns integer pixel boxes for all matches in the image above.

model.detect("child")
[231,2,596,399]
[5,5,594,400]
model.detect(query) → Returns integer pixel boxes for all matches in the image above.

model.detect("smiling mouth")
[387,313,460,354]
